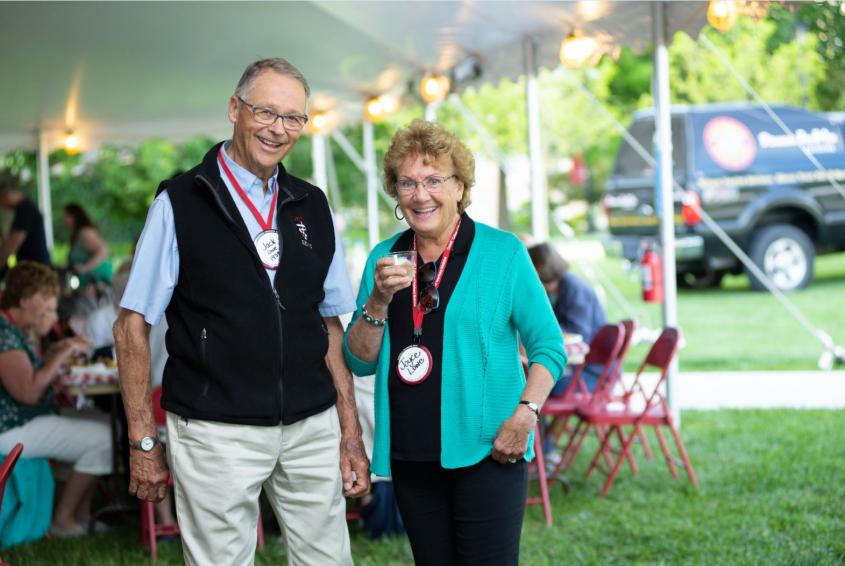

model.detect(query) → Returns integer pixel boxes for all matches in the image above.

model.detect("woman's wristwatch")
[361,305,387,327]
[519,400,540,421]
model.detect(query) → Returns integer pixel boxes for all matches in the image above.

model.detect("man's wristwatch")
[129,436,160,452]
[519,400,541,421]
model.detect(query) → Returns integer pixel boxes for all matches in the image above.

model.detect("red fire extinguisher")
[640,240,664,303]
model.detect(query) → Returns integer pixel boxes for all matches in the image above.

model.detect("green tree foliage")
[669,18,824,108]
[768,0,845,110]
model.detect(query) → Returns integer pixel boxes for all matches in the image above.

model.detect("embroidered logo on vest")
[293,216,312,248]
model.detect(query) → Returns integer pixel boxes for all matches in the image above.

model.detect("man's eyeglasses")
[237,96,309,131]
[395,175,456,195]
[418,261,440,314]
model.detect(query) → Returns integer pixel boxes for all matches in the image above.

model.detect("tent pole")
[363,120,379,249]
[523,38,548,242]
[652,1,681,426]
[36,130,54,253]
[424,102,440,122]
[312,133,328,193]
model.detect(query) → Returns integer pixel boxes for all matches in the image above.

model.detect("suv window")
[613,117,687,178]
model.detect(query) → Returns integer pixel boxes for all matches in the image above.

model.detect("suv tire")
[746,224,814,292]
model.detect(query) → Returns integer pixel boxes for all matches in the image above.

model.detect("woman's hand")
[492,408,536,464]
[49,336,92,362]
[368,257,413,314]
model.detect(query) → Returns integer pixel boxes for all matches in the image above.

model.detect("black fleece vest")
[159,142,337,425]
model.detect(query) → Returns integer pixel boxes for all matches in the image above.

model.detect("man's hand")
[128,445,170,502]
[491,408,535,464]
[339,433,371,497]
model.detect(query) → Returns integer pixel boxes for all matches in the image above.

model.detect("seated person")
[79,269,130,359]
[528,242,607,393]
[0,261,111,537]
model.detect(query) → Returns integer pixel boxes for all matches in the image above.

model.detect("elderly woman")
[0,261,110,537]
[344,120,566,565]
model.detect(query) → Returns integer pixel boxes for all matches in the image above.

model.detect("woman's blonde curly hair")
[383,119,475,214]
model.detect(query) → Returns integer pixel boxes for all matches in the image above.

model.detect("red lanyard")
[410,218,461,337]
[217,148,278,231]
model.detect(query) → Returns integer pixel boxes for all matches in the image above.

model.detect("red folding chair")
[564,319,654,470]
[580,328,699,496]
[614,320,653,461]
[0,443,23,512]
[0,443,23,566]
[141,387,265,560]
[543,324,624,475]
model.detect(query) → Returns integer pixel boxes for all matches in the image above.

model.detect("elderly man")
[114,58,369,566]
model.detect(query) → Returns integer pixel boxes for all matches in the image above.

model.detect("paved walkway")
[621,371,845,410]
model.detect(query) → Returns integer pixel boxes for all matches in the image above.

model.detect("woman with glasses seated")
[0,261,110,538]
[344,119,566,565]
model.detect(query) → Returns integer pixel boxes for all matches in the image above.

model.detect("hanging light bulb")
[364,94,401,122]
[378,93,400,115]
[365,97,385,122]
[559,32,598,68]
[307,109,340,135]
[707,0,738,32]
[419,74,451,104]
[63,130,81,154]
[311,112,329,133]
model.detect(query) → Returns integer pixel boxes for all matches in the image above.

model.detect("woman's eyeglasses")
[418,261,440,314]
[395,175,456,195]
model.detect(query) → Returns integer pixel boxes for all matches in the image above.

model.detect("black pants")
[391,457,527,566]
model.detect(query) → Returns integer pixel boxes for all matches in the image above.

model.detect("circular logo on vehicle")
[702,116,757,171]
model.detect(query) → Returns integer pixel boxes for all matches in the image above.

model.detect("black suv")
[604,102,845,291]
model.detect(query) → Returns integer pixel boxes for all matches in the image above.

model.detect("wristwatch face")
[140,436,156,452]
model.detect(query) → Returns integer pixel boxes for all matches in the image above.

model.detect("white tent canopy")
[0,1,706,153]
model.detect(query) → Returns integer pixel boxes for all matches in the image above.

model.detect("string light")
[364,94,401,122]
[63,130,81,154]
[707,0,738,32]
[559,32,598,68]
[419,74,451,104]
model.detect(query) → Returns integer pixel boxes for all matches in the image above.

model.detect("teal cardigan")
[343,222,567,477]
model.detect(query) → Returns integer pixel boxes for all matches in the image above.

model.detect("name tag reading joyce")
[255,229,280,270]
[396,345,433,385]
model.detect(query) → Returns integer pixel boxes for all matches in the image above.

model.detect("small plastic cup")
[386,250,415,276]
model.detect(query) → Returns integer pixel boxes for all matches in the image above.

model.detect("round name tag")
[396,345,433,385]
[254,229,280,270]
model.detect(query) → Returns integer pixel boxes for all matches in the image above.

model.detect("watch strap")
[129,436,160,452]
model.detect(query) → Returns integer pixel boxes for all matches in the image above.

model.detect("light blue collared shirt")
[120,142,356,325]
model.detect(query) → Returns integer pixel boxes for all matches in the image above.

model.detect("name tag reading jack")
[396,345,433,385]
[255,229,280,270]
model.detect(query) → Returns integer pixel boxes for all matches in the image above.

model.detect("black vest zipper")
[273,189,305,422]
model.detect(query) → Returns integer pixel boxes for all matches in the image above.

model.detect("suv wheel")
[746,224,814,291]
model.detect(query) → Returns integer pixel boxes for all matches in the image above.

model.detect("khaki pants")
[166,408,352,566]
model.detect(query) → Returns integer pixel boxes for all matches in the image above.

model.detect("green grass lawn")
[570,249,845,372]
[8,409,844,565]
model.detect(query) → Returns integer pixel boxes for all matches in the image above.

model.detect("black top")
[159,142,338,426]
[388,213,475,461]
[11,199,51,266]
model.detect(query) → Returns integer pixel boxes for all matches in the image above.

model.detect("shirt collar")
[221,140,278,197]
